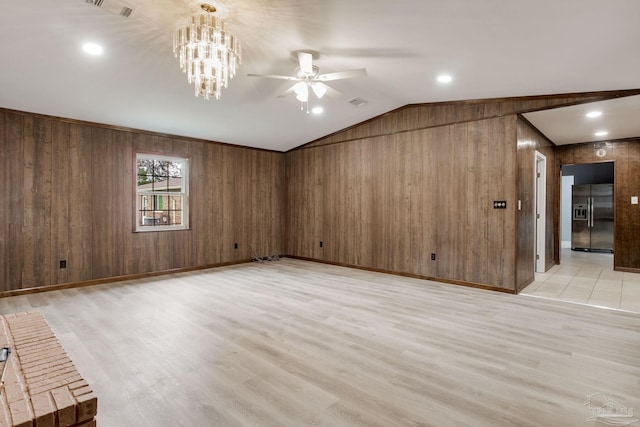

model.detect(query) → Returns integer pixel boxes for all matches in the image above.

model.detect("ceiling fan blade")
[311,82,343,99]
[317,68,367,81]
[276,85,296,98]
[247,73,300,81]
[322,84,343,98]
[298,52,313,75]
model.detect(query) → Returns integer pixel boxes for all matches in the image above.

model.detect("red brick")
[13,338,57,352]
[29,374,84,396]
[70,419,96,427]
[0,312,97,427]
[66,380,89,392]
[22,353,71,370]
[30,391,55,427]
[9,398,33,427]
[16,342,61,360]
[24,362,75,381]
[3,361,29,404]
[51,386,76,426]
[74,393,97,423]
[26,365,79,387]
[23,357,72,374]
[9,324,50,335]
[0,397,13,426]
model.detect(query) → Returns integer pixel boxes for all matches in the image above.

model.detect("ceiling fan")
[248,51,367,112]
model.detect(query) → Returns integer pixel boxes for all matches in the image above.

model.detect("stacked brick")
[0,311,97,427]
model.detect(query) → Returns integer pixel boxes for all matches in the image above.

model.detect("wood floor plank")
[0,258,638,426]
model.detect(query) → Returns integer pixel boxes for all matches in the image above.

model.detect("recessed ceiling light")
[437,75,452,83]
[311,106,323,115]
[82,42,103,55]
[586,111,602,118]
[594,131,608,137]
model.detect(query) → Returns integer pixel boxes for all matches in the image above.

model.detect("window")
[136,153,189,231]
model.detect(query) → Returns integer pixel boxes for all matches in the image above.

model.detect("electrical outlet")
[431,253,436,261]
[59,260,67,269]
[319,241,323,248]
[234,243,238,249]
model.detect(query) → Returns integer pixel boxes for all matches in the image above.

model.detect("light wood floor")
[1,259,639,426]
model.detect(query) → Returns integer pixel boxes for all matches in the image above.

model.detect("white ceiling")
[1,0,640,151]
[523,95,640,145]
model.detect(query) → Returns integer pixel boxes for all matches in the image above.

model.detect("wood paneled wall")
[2,91,637,294]
[302,90,640,149]
[286,93,637,291]
[515,118,556,292]
[556,139,640,272]
[0,110,283,292]
[286,116,519,291]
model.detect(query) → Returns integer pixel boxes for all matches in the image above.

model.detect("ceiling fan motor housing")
[296,65,320,79]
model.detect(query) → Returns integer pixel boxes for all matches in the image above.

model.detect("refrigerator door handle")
[589,197,594,228]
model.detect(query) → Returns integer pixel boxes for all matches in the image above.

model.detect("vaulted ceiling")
[1,0,639,151]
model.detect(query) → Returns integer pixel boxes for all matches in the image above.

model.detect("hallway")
[521,249,640,312]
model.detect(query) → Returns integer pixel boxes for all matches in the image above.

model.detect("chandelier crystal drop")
[173,4,241,100]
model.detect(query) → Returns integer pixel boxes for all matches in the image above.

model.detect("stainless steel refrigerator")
[571,184,614,252]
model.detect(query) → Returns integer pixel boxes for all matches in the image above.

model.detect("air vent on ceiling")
[594,142,608,149]
[120,6,133,17]
[85,0,134,17]
[348,97,368,107]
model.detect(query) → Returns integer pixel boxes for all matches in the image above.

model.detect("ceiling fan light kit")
[248,51,367,113]
[312,83,328,99]
[293,82,309,102]
[173,3,241,100]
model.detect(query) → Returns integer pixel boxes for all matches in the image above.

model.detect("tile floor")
[521,248,640,312]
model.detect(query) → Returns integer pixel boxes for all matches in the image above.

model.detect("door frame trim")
[535,151,547,273]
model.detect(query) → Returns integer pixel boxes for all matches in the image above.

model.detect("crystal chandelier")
[173,4,241,100]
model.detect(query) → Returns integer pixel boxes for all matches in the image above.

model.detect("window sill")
[134,226,192,233]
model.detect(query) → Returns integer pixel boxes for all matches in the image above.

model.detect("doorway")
[560,162,615,263]
[535,152,546,273]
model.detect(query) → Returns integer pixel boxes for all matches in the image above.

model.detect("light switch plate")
[632,196,638,205]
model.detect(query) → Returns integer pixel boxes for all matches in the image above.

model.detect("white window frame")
[135,153,189,232]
